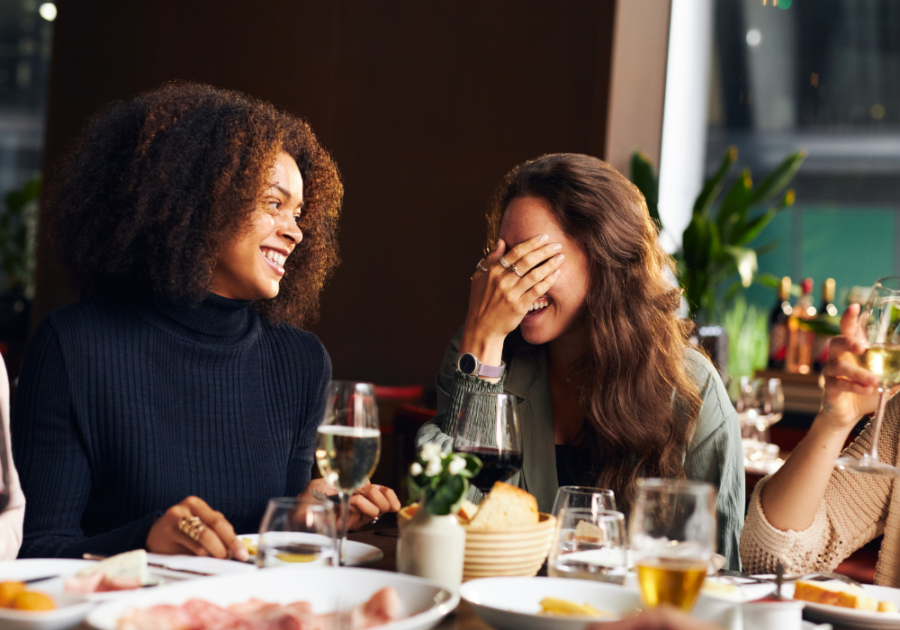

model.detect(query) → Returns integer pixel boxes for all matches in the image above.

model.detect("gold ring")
[511,265,524,278]
[178,515,206,542]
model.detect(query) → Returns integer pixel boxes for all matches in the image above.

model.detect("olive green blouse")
[416,329,745,571]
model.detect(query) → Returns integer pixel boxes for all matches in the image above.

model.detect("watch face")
[459,353,477,375]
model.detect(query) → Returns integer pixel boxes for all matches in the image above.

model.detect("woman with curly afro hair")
[12,82,399,560]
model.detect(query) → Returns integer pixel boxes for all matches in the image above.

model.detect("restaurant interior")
[0,0,898,628]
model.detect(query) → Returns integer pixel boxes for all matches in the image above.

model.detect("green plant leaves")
[693,147,737,218]
[746,150,806,207]
[423,475,468,516]
[630,152,661,229]
[407,448,483,515]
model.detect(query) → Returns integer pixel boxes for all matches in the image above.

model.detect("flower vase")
[396,505,465,591]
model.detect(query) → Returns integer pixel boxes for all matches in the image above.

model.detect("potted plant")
[630,148,805,366]
[397,443,481,590]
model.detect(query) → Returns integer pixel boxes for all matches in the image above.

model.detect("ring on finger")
[499,256,512,270]
[511,265,524,278]
[475,258,490,274]
[179,515,206,543]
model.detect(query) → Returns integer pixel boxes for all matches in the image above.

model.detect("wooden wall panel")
[34,0,616,389]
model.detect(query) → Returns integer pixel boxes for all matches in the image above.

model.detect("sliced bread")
[467,481,539,530]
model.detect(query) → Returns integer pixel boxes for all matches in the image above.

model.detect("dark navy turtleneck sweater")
[12,293,330,558]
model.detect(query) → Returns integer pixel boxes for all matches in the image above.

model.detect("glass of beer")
[548,508,628,584]
[630,479,716,612]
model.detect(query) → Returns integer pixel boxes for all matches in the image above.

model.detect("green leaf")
[717,168,753,243]
[804,318,841,337]
[746,151,806,207]
[630,151,661,230]
[754,273,782,290]
[424,475,468,516]
[692,146,736,218]
[754,240,780,257]
[457,452,483,479]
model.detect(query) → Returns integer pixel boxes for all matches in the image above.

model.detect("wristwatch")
[457,353,506,378]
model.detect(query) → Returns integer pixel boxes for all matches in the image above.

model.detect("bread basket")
[399,507,556,581]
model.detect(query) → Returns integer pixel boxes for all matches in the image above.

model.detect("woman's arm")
[13,321,163,558]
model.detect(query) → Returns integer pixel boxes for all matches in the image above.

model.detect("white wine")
[637,559,707,611]
[863,343,900,386]
[315,426,380,492]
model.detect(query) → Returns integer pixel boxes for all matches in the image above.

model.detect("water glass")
[630,479,716,612]
[551,486,616,516]
[257,498,338,568]
[547,508,628,584]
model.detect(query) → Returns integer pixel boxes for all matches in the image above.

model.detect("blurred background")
[0,0,896,497]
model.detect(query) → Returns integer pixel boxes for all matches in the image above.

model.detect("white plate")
[86,566,457,630]
[460,576,642,630]
[782,582,900,629]
[0,559,95,630]
[239,533,384,567]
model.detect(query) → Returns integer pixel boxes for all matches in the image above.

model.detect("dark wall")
[34,0,616,389]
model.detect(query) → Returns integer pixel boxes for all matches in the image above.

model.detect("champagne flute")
[258,498,338,568]
[551,486,616,516]
[315,381,381,564]
[631,479,717,612]
[547,508,628,584]
[451,392,523,494]
[836,277,900,477]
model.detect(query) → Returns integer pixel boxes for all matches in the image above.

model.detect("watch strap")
[477,361,506,378]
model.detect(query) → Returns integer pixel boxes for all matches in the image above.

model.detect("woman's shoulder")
[39,296,136,340]
[681,347,738,443]
[260,320,331,368]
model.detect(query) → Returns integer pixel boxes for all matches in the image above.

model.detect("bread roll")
[467,482,538,529]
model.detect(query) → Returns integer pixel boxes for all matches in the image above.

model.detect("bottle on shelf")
[786,278,816,374]
[813,278,839,372]
[767,276,792,370]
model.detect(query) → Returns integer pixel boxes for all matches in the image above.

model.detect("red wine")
[456,447,523,492]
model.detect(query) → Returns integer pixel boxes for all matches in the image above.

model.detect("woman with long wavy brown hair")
[417,153,743,569]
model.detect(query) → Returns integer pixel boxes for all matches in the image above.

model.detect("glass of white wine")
[630,479,716,613]
[315,381,381,565]
[836,276,900,477]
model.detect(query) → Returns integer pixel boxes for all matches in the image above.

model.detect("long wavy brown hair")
[486,153,703,513]
[47,82,342,328]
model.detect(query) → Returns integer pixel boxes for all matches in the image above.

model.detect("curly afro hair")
[46,81,343,328]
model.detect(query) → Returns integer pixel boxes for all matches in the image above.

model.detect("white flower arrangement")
[407,445,483,515]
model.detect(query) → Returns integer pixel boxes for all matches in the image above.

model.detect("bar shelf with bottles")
[756,277,840,415]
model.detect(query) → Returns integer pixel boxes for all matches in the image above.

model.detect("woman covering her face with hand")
[418,154,744,569]
[13,83,398,560]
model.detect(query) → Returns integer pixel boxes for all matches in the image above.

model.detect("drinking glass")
[451,392,523,494]
[551,486,616,517]
[547,508,628,584]
[257,498,338,568]
[631,479,717,612]
[836,277,900,477]
[315,381,381,564]
[753,378,784,444]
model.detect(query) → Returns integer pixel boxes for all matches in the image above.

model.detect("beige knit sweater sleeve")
[740,397,900,575]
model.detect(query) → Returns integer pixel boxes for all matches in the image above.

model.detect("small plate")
[0,559,95,630]
[87,566,457,630]
[460,576,642,630]
[782,582,900,629]
[239,533,383,567]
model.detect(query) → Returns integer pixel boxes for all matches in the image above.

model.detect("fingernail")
[236,547,249,561]
[552,270,561,277]
[539,234,549,242]
[556,254,565,262]
[552,243,562,250]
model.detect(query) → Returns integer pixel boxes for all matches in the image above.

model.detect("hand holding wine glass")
[835,277,900,477]
[451,392,523,495]
[315,381,381,564]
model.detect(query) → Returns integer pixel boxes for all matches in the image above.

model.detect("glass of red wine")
[452,392,523,494]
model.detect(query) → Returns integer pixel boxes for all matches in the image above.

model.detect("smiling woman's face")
[500,196,591,346]
[210,151,304,300]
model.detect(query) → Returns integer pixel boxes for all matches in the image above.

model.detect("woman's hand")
[818,303,881,435]
[301,479,401,530]
[460,235,565,367]
[146,496,248,561]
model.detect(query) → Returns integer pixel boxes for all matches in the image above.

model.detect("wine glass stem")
[338,490,349,566]
[867,386,889,463]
